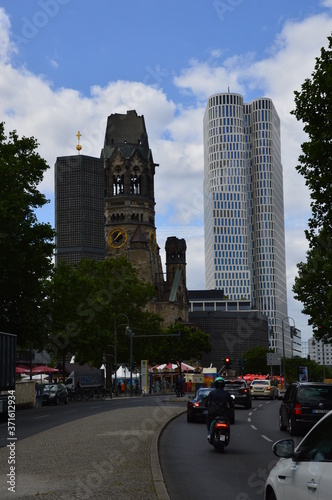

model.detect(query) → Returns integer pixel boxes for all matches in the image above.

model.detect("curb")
[151,408,187,500]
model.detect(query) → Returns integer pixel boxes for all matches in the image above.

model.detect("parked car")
[250,379,279,400]
[265,409,332,500]
[187,388,212,422]
[187,387,235,424]
[224,379,251,408]
[42,383,69,405]
[279,381,332,436]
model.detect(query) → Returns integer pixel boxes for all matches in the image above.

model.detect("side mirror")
[272,439,294,459]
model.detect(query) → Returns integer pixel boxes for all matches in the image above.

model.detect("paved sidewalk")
[0,400,186,499]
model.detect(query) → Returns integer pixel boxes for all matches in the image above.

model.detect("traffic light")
[225,357,231,368]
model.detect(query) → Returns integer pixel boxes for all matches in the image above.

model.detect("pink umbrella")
[32,365,59,374]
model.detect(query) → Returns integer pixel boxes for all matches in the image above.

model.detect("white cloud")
[0,8,16,63]
[1,8,331,342]
[321,0,332,7]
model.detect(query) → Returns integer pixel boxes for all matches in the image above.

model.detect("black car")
[187,387,235,424]
[42,383,69,405]
[224,379,252,408]
[279,381,332,435]
[187,388,212,422]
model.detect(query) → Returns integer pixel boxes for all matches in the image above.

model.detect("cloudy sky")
[1,0,332,343]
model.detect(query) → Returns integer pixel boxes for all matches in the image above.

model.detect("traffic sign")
[266,353,281,366]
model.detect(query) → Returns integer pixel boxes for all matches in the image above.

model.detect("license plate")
[312,409,329,414]
[219,435,226,441]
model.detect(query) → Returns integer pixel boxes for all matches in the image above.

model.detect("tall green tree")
[291,34,332,342]
[292,34,332,239]
[47,256,163,368]
[0,123,55,348]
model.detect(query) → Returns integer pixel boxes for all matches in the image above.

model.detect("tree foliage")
[284,356,332,384]
[242,346,273,375]
[292,34,332,239]
[0,123,55,348]
[47,257,163,368]
[154,323,211,371]
[291,34,332,342]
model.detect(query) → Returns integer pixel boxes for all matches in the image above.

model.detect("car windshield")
[252,380,269,385]
[44,384,57,392]
[298,386,332,404]
[196,389,211,400]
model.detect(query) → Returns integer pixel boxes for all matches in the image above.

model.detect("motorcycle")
[208,416,230,453]
[207,395,234,453]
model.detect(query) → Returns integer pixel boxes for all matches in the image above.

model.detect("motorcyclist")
[205,376,234,440]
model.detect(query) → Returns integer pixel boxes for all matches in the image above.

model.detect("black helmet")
[214,376,225,389]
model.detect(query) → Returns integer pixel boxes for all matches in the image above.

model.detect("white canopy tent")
[100,364,140,379]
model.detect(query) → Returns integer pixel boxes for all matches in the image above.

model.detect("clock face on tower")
[107,227,127,249]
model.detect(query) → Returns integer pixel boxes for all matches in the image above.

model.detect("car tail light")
[239,388,248,394]
[266,387,271,391]
[189,402,200,408]
[294,403,302,415]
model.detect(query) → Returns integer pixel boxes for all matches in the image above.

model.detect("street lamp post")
[103,344,115,399]
[114,313,129,396]
[125,326,135,397]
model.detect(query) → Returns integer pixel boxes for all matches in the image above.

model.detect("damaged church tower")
[103,110,189,324]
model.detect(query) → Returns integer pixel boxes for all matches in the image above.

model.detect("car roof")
[292,382,331,387]
[225,379,246,383]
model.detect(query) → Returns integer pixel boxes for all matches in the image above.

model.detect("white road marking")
[251,425,257,430]
[261,435,273,442]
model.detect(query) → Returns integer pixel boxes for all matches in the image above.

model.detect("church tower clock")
[103,110,163,288]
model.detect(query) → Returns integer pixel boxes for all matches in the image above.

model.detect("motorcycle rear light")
[294,403,302,415]
[215,422,229,429]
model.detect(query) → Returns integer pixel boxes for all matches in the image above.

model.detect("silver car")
[265,410,332,499]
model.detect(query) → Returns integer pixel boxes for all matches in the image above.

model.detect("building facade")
[188,290,269,371]
[55,155,105,265]
[203,92,290,355]
[308,337,332,367]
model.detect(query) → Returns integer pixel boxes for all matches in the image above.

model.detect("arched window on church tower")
[130,166,141,194]
[113,173,124,195]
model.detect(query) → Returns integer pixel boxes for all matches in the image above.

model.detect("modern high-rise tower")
[203,92,290,355]
[55,154,105,265]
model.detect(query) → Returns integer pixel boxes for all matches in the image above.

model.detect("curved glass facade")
[204,93,289,354]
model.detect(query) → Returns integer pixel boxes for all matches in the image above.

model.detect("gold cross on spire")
[76,131,82,154]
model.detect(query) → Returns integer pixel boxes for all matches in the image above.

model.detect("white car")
[265,410,332,499]
[250,379,279,399]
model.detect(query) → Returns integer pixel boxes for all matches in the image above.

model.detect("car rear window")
[298,385,332,403]
[225,381,246,388]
